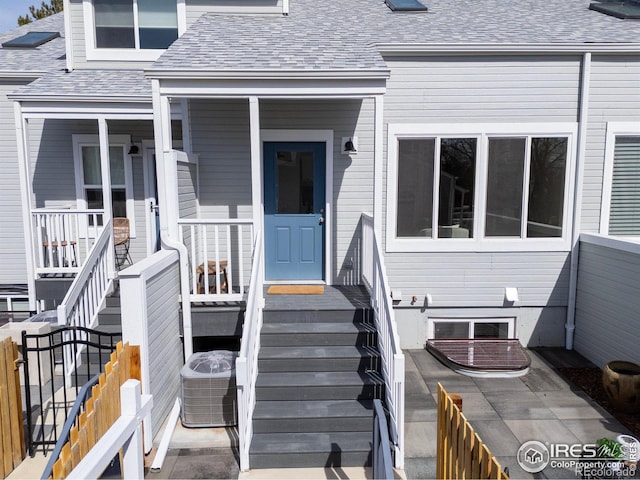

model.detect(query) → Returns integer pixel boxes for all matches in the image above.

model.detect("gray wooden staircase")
[250,287,384,469]
[69,289,122,385]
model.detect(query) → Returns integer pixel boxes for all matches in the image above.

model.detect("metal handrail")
[373,399,394,480]
[40,373,100,480]
[21,326,121,457]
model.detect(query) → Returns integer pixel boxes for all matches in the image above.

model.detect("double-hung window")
[387,123,576,252]
[85,0,180,60]
[601,123,640,237]
[73,135,135,236]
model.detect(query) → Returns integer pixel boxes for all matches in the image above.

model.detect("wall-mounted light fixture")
[128,144,140,155]
[342,136,358,154]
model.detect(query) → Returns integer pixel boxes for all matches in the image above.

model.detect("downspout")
[152,80,193,360]
[566,52,591,350]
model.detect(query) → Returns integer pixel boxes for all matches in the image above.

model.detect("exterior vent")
[589,0,640,19]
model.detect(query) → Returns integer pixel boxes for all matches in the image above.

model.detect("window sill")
[86,48,165,62]
[385,237,572,253]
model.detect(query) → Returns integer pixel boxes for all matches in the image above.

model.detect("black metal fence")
[21,326,121,456]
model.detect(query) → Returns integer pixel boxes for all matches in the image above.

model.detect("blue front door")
[264,142,326,281]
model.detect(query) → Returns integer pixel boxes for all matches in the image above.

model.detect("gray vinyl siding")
[190,99,252,218]
[383,55,581,123]
[28,119,154,263]
[261,99,375,285]
[0,81,29,285]
[189,98,374,285]
[178,162,198,219]
[145,259,182,435]
[381,55,581,307]
[386,252,571,307]
[574,239,640,367]
[581,55,640,233]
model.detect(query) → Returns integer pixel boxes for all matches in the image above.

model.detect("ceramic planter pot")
[602,361,640,414]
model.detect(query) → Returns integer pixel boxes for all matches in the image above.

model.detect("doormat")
[267,285,325,295]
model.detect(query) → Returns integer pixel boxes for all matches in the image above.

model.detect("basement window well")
[385,0,428,12]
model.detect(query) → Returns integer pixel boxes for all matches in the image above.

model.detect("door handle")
[319,217,325,224]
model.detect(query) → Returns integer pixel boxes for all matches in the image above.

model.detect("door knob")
[319,217,325,224]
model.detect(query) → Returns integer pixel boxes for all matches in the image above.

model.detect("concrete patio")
[144,347,638,479]
[404,348,637,480]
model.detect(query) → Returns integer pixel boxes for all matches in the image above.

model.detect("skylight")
[385,0,428,12]
[589,0,640,19]
[2,31,60,48]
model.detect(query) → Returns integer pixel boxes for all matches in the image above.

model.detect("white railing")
[57,217,114,329]
[178,219,254,302]
[66,380,153,480]
[57,218,115,380]
[32,209,104,275]
[236,231,264,471]
[361,212,405,470]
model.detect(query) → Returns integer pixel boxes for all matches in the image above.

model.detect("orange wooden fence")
[50,342,140,479]
[437,383,509,479]
[0,337,25,479]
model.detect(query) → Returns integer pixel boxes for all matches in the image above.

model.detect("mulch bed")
[557,367,640,439]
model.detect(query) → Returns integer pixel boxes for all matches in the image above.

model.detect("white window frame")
[427,316,516,340]
[73,134,136,237]
[386,123,577,252]
[82,0,185,62]
[600,121,640,237]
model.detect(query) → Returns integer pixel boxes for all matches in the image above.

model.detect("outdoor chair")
[113,217,133,268]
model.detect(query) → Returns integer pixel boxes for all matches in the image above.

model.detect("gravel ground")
[558,367,640,439]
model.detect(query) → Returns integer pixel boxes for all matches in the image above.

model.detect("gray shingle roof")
[12,68,151,100]
[151,0,640,73]
[152,9,387,72]
[11,0,640,99]
[0,13,65,74]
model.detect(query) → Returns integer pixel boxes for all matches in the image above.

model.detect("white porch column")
[152,80,194,360]
[152,80,176,239]
[97,117,113,221]
[14,103,37,312]
[373,95,384,236]
[180,98,192,155]
[249,97,263,234]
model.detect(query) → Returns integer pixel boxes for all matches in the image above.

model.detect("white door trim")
[261,129,334,285]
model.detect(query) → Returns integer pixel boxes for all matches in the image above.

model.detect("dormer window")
[94,0,178,50]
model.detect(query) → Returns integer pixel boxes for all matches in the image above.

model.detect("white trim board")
[599,121,640,235]
[386,122,578,253]
[72,134,136,237]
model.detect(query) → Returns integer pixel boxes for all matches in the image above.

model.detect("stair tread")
[254,399,373,419]
[260,345,378,359]
[262,322,374,334]
[251,432,372,454]
[256,371,382,388]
